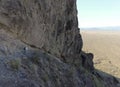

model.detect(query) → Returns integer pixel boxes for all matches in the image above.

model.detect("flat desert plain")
[81,30,120,78]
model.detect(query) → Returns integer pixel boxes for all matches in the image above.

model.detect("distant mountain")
[81,26,120,31]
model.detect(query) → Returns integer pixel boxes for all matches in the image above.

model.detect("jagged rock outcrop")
[0,0,119,87]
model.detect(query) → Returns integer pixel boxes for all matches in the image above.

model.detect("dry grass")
[81,30,120,78]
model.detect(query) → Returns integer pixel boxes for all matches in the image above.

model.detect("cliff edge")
[0,0,119,87]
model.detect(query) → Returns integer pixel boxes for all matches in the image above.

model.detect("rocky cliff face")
[0,0,82,63]
[0,0,119,87]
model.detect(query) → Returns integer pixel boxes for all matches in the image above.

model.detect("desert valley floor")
[81,30,120,79]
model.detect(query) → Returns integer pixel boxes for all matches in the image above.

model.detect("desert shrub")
[30,56,40,65]
[42,74,49,82]
[93,75,104,87]
[9,59,21,70]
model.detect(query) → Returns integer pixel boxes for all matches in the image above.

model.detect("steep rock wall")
[0,0,82,63]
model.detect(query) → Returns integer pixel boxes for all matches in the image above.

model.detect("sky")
[77,0,120,28]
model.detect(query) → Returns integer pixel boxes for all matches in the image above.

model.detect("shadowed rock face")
[0,0,83,62]
[0,0,120,87]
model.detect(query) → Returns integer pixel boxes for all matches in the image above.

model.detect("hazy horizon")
[80,26,120,31]
[77,0,120,28]
[81,26,120,29]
